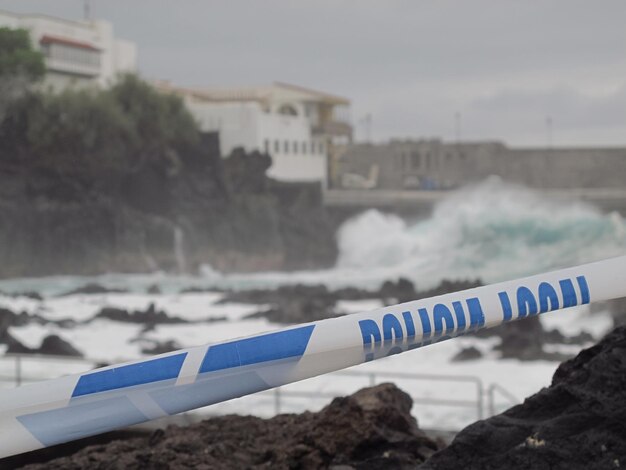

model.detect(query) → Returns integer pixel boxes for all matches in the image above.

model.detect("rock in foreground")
[420,326,626,470]
[19,384,440,469]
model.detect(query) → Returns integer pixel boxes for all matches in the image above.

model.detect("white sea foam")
[333,178,626,287]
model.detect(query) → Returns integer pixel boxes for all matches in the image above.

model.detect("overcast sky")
[2,0,625,147]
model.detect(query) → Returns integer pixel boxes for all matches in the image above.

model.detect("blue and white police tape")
[1,255,626,458]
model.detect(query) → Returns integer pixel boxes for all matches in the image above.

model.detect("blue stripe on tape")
[151,371,269,415]
[17,396,147,447]
[72,353,187,397]
[199,324,315,374]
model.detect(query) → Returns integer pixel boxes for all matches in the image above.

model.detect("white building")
[0,9,136,90]
[156,82,352,186]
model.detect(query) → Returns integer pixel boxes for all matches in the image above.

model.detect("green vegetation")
[0,27,45,81]
[0,28,203,182]
[0,27,45,123]
[0,74,203,180]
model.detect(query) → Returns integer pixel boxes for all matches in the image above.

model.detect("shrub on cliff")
[0,74,202,179]
[0,27,45,81]
[0,27,45,123]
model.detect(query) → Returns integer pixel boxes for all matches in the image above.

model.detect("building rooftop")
[154,81,350,106]
[0,8,95,28]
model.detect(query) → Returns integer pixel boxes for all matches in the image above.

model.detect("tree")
[108,74,200,171]
[0,73,208,193]
[0,27,45,80]
[0,27,45,122]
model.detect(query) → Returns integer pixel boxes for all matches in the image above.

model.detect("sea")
[0,178,623,431]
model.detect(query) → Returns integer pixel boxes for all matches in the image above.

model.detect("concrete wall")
[337,140,626,189]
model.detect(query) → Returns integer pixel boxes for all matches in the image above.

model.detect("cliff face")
[0,135,338,278]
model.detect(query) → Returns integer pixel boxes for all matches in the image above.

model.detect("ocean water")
[1,178,624,295]
[1,178,621,430]
[334,178,626,287]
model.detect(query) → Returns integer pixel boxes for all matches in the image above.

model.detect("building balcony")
[45,57,100,78]
[312,120,353,139]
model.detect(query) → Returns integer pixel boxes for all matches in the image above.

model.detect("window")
[319,142,325,154]
[274,140,280,153]
[302,141,307,154]
[278,104,298,116]
[411,151,421,168]
[46,43,100,67]
[310,142,316,154]
[293,141,299,154]
[284,140,289,153]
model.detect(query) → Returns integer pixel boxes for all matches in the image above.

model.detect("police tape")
[1,255,626,458]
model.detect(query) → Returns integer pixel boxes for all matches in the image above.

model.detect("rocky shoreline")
[0,277,600,362]
[3,325,626,469]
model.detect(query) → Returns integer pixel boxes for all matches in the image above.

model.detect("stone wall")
[336,139,626,190]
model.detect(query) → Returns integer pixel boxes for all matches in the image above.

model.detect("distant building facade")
[337,139,626,190]
[0,9,136,90]
[156,82,352,186]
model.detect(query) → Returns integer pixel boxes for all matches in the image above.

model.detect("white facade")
[159,82,352,186]
[0,9,136,90]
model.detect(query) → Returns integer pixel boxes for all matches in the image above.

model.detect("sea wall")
[337,140,626,191]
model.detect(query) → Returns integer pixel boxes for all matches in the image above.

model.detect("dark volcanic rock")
[59,283,128,297]
[606,297,626,327]
[146,284,162,295]
[4,333,32,353]
[227,279,484,325]
[0,139,338,278]
[92,303,187,325]
[475,315,592,361]
[138,339,181,355]
[380,278,418,303]
[419,326,626,470]
[16,383,441,469]
[1,307,83,355]
[5,334,82,357]
[0,290,43,301]
[492,316,568,361]
[236,284,341,323]
[415,279,483,301]
[451,346,483,362]
[38,335,82,357]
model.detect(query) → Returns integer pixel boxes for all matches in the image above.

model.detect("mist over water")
[1,179,625,294]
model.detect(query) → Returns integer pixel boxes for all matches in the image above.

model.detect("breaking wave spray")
[332,178,626,289]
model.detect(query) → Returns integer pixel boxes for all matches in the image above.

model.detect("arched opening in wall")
[278,104,298,116]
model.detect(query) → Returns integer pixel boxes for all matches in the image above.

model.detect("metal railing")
[268,369,486,420]
[487,382,520,416]
[0,353,97,387]
[0,353,519,425]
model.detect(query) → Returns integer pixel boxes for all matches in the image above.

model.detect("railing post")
[274,387,281,415]
[487,385,495,416]
[476,379,484,420]
[15,355,22,387]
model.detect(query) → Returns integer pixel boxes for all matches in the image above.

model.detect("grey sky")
[2,0,625,147]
